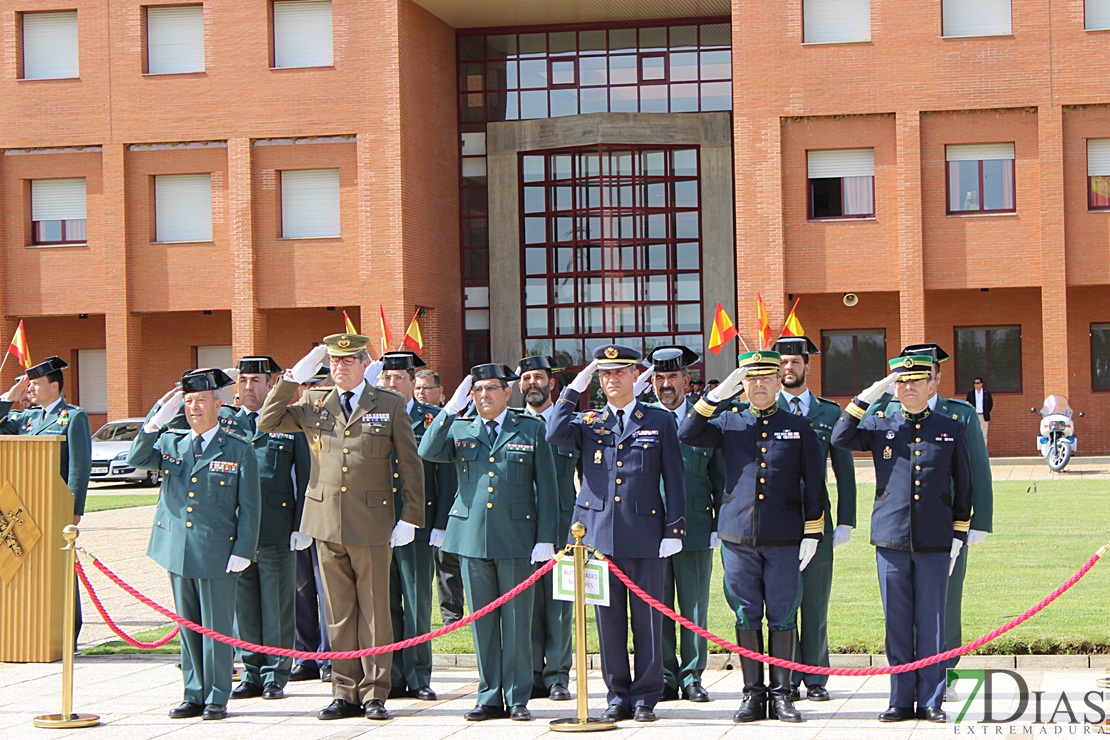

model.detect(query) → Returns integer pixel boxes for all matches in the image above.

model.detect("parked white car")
[90,418,161,486]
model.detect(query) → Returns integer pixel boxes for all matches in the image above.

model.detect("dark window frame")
[807,175,875,220]
[32,218,87,245]
[1091,322,1110,392]
[945,155,1016,215]
[953,325,1023,394]
[819,328,887,397]
[1088,175,1110,211]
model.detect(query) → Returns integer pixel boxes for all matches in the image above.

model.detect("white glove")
[226,555,251,573]
[444,375,474,415]
[658,538,683,558]
[429,528,446,548]
[364,359,384,387]
[858,372,900,405]
[632,365,655,397]
[799,538,819,571]
[568,360,599,393]
[949,538,964,575]
[289,531,313,551]
[390,520,417,548]
[832,524,853,549]
[967,529,989,546]
[530,542,555,564]
[707,366,747,403]
[145,390,183,432]
[709,532,721,549]
[288,345,329,384]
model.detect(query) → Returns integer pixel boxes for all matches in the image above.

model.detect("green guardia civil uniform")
[778,389,857,690]
[418,406,559,710]
[655,398,725,695]
[390,398,457,694]
[0,395,92,516]
[128,409,261,708]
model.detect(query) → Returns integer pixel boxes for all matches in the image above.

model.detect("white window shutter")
[147,6,205,74]
[281,169,340,238]
[155,174,212,242]
[807,149,875,179]
[942,0,1011,37]
[273,1,333,68]
[804,0,871,44]
[23,11,79,79]
[196,346,234,403]
[1088,0,1110,31]
[946,143,1015,162]
[1088,140,1110,177]
[31,178,87,221]
[77,349,107,414]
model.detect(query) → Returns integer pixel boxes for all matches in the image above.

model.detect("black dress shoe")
[289,664,320,682]
[414,686,437,701]
[733,694,767,723]
[530,684,548,700]
[549,683,572,701]
[660,684,680,702]
[320,665,332,682]
[202,704,227,721]
[388,686,410,700]
[262,683,284,700]
[465,704,507,721]
[683,683,709,702]
[364,699,389,720]
[230,681,263,700]
[633,706,657,722]
[602,704,632,721]
[806,685,830,702]
[918,706,947,723]
[168,701,204,719]
[317,698,363,720]
[787,685,802,702]
[509,705,532,721]
[879,706,917,722]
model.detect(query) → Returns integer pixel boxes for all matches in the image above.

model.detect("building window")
[820,329,886,397]
[1092,324,1110,391]
[76,349,107,414]
[803,0,871,44]
[21,11,79,80]
[946,143,1015,214]
[146,5,204,75]
[273,0,332,68]
[31,178,87,245]
[1087,139,1110,210]
[281,169,340,238]
[942,0,1011,37]
[807,148,875,219]
[1086,0,1110,30]
[154,174,212,242]
[519,145,704,369]
[955,325,1022,393]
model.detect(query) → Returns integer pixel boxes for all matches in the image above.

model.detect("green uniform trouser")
[946,542,969,668]
[662,547,713,691]
[793,530,833,688]
[531,564,573,691]
[389,537,435,691]
[234,543,296,688]
[460,556,534,708]
[171,573,238,706]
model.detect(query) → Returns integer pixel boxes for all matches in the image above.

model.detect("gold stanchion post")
[33,525,100,729]
[551,522,615,732]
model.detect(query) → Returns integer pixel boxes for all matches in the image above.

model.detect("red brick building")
[2,0,1109,456]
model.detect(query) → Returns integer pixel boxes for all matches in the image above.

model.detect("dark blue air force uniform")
[832,400,971,711]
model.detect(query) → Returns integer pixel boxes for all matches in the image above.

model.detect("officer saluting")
[832,354,971,723]
[128,369,262,721]
[547,345,686,724]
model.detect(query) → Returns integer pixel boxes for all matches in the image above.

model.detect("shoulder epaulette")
[223,429,252,444]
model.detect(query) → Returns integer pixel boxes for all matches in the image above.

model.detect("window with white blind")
[273,1,333,68]
[803,0,871,44]
[31,178,87,244]
[147,5,204,74]
[1086,0,1110,30]
[946,143,1015,213]
[281,169,340,237]
[154,174,213,242]
[22,11,79,80]
[1087,139,1110,210]
[77,349,107,414]
[807,149,875,218]
[196,345,234,402]
[942,0,1011,37]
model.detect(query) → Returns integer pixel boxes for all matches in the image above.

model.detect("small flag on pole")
[707,302,738,355]
[756,294,772,350]
[781,298,804,338]
[343,310,359,335]
[379,304,394,356]
[402,311,424,353]
[9,320,31,369]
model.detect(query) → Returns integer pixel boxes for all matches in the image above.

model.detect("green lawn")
[84,494,159,512]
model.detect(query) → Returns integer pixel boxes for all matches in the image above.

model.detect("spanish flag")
[707,302,738,355]
[343,310,359,335]
[756,293,772,350]
[402,311,424,353]
[8,320,31,370]
[781,298,804,338]
[379,304,394,356]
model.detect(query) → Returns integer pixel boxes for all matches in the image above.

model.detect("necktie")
[192,435,205,462]
[486,420,498,445]
[247,412,258,435]
[616,409,625,435]
[790,397,802,416]
[342,391,354,418]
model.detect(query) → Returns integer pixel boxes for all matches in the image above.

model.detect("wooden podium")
[0,436,72,663]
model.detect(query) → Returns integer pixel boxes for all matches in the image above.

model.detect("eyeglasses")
[328,356,360,367]
[415,384,441,389]
[471,384,505,396]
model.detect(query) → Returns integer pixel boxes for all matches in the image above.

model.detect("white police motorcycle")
[1031,395,1083,472]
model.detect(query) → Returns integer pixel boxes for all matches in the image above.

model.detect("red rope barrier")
[76,561,180,649]
[76,553,558,660]
[605,547,1105,676]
